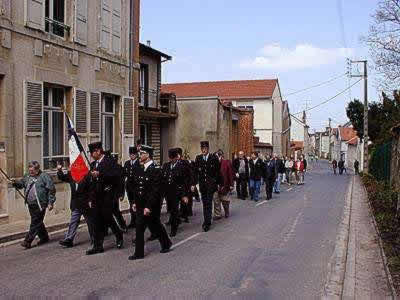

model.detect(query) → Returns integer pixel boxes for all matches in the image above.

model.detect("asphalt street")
[0,160,351,298]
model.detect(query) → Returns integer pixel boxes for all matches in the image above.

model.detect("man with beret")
[129,145,172,260]
[124,146,140,229]
[193,141,220,232]
[161,148,190,237]
[86,142,124,255]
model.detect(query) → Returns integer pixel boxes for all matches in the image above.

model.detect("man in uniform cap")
[129,145,172,260]
[193,141,220,232]
[124,146,140,228]
[175,147,194,222]
[161,148,190,237]
[86,142,124,255]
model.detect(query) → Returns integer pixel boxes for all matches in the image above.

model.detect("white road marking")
[287,188,293,191]
[171,233,201,249]
[255,200,268,207]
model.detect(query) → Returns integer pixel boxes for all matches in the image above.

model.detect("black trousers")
[265,178,274,199]
[134,207,171,258]
[93,195,123,248]
[200,189,214,226]
[127,191,136,225]
[236,174,248,199]
[180,197,193,218]
[25,204,49,243]
[112,198,127,230]
[166,192,180,233]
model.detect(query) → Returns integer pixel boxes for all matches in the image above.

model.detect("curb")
[362,178,397,299]
[0,208,132,247]
[322,176,354,298]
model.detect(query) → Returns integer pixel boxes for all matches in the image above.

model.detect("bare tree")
[365,0,400,89]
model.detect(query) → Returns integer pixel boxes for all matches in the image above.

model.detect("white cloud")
[240,43,354,71]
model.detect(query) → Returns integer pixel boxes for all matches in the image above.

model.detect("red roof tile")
[161,79,278,99]
[347,136,358,145]
[339,127,357,141]
[290,141,304,150]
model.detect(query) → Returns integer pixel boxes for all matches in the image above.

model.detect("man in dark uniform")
[193,141,220,232]
[161,148,190,237]
[123,146,140,229]
[176,147,194,222]
[86,142,124,255]
[128,145,172,260]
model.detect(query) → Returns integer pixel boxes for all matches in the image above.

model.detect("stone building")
[162,79,284,155]
[282,101,291,157]
[0,0,140,225]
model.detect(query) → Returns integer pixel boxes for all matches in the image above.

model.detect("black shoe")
[170,229,177,237]
[116,239,124,249]
[20,240,32,249]
[86,247,104,255]
[128,254,144,260]
[59,239,73,248]
[147,235,158,242]
[37,238,49,246]
[202,225,210,232]
[160,247,172,254]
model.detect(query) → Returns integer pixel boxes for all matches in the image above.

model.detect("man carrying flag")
[58,114,96,249]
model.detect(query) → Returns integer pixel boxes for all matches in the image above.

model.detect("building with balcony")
[0,0,140,226]
[138,43,176,163]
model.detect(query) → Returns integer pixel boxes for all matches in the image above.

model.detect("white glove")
[235,173,239,178]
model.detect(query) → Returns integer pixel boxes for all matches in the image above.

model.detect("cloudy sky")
[140,0,379,131]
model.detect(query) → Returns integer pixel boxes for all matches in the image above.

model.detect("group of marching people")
[12,139,236,260]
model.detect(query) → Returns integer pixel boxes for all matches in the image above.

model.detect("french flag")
[66,113,90,183]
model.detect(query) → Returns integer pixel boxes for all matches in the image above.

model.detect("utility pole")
[328,118,332,160]
[349,60,368,172]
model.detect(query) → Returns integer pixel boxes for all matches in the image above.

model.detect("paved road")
[0,160,351,298]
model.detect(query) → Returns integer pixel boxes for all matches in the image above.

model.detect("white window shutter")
[74,0,88,45]
[111,0,121,54]
[100,0,111,49]
[24,0,44,31]
[74,88,88,134]
[90,92,101,134]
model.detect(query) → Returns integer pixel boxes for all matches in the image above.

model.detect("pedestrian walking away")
[273,154,285,193]
[129,145,172,260]
[86,142,124,255]
[354,159,360,175]
[57,164,96,249]
[232,151,249,200]
[264,156,276,200]
[175,147,194,223]
[249,151,264,202]
[338,159,345,175]
[194,141,220,232]
[332,159,338,175]
[12,161,56,249]
[123,146,140,229]
[214,150,234,219]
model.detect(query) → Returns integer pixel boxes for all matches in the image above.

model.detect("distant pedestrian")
[332,159,338,175]
[264,156,276,200]
[215,150,234,219]
[300,155,307,184]
[273,154,285,194]
[12,161,56,249]
[354,160,360,175]
[233,151,249,200]
[249,151,264,202]
[295,158,305,185]
[285,157,294,185]
[338,159,345,175]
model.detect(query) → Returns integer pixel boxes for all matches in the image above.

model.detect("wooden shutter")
[74,0,88,45]
[74,89,87,134]
[90,92,100,134]
[123,97,134,135]
[100,0,111,49]
[24,0,44,31]
[24,81,43,133]
[111,0,121,54]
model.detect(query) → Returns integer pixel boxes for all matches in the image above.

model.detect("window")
[43,86,65,170]
[140,124,148,145]
[101,94,116,153]
[45,0,67,38]
[139,64,148,106]
[100,0,121,54]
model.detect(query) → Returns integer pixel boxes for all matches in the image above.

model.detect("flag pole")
[0,167,25,199]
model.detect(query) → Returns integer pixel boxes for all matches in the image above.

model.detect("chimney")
[147,40,151,47]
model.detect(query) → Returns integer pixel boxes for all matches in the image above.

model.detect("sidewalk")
[324,175,394,299]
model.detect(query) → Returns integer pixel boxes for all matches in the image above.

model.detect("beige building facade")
[0,0,140,225]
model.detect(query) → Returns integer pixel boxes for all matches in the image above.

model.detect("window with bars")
[43,86,66,170]
[45,0,67,38]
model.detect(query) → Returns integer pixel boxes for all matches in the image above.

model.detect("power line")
[291,79,362,115]
[284,73,348,97]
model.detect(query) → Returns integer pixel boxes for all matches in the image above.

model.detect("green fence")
[369,141,392,182]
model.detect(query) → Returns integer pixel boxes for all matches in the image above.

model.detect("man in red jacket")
[214,150,234,219]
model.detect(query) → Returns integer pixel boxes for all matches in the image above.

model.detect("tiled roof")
[290,141,304,150]
[161,79,278,99]
[347,136,358,145]
[339,127,357,141]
